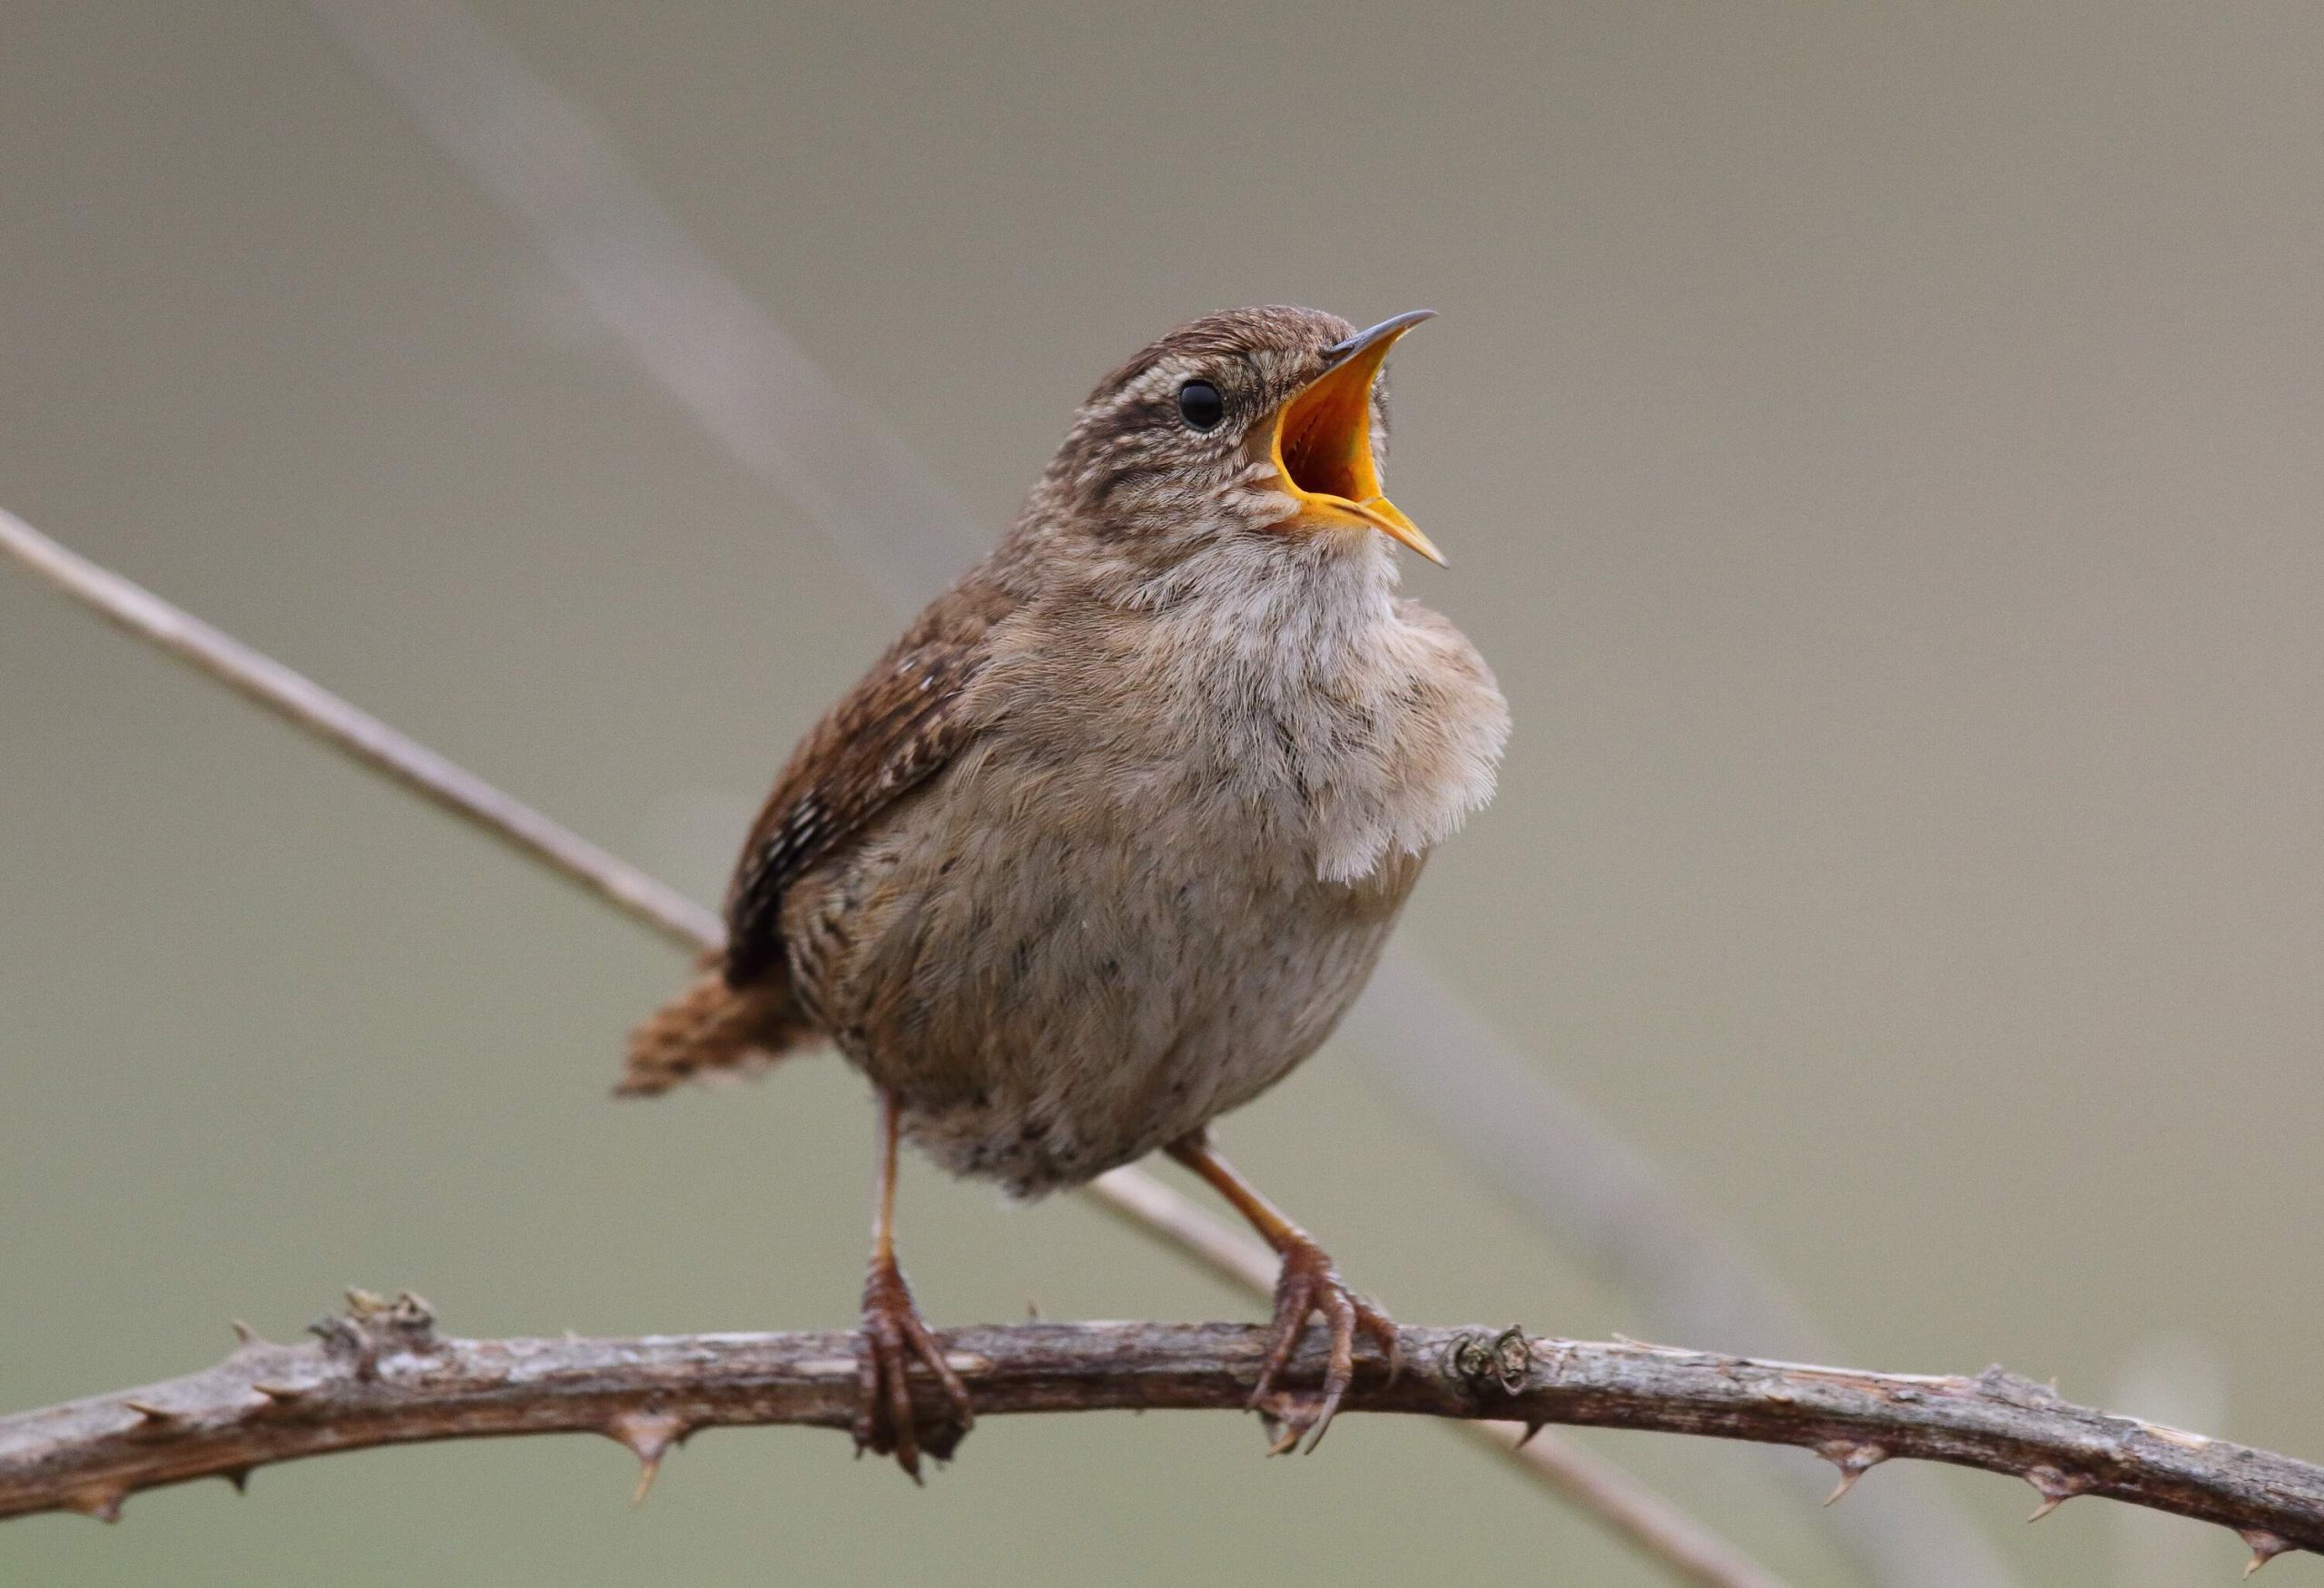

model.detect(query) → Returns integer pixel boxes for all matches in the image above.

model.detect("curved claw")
[853,1258,973,1481]
[1248,1239,1397,1454]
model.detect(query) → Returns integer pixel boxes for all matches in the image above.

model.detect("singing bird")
[624,306,1509,1474]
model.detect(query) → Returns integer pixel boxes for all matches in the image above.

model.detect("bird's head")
[1037,305,1443,586]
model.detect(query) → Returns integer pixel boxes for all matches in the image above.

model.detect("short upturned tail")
[617,955,817,1097]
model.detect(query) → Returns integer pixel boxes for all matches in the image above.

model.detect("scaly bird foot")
[853,1257,973,1481]
[1249,1238,1400,1455]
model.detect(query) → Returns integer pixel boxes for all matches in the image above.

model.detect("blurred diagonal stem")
[295,4,2024,1582]
[0,504,1784,1588]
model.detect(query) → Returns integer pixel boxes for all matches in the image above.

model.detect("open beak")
[1262,309,1446,566]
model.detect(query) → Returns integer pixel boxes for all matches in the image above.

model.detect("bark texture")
[1,1292,2314,1572]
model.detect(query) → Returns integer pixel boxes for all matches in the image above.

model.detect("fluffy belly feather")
[787,761,1423,1197]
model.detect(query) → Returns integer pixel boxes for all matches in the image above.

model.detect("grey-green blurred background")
[5,3,2321,1583]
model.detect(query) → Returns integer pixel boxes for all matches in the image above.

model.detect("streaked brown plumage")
[625,305,1508,1473]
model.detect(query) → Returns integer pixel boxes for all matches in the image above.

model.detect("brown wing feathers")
[724,638,986,984]
[620,577,1009,1096]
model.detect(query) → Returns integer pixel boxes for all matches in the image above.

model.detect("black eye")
[1177,380,1225,431]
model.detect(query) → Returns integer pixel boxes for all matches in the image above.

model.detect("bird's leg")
[853,1090,973,1479]
[1166,1129,1400,1454]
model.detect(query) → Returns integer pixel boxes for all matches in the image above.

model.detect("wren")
[625,307,1509,1473]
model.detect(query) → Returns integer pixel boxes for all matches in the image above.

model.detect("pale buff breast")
[785,559,1507,1197]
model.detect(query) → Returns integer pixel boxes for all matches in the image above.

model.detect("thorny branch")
[4,1292,2319,1578]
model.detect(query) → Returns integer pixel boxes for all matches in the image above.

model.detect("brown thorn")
[120,1399,175,1427]
[222,1467,252,1495]
[2022,1465,2092,1522]
[1516,1417,1548,1449]
[229,1319,261,1347]
[71,1487,127,1524]
[606,1410,688,1507]
[1817,1440,1887,1505]
[2240,1530,2291,1577]
[251,1382,309,1405]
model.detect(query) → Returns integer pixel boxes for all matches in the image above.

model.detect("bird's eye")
[1177,380,1225,431]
